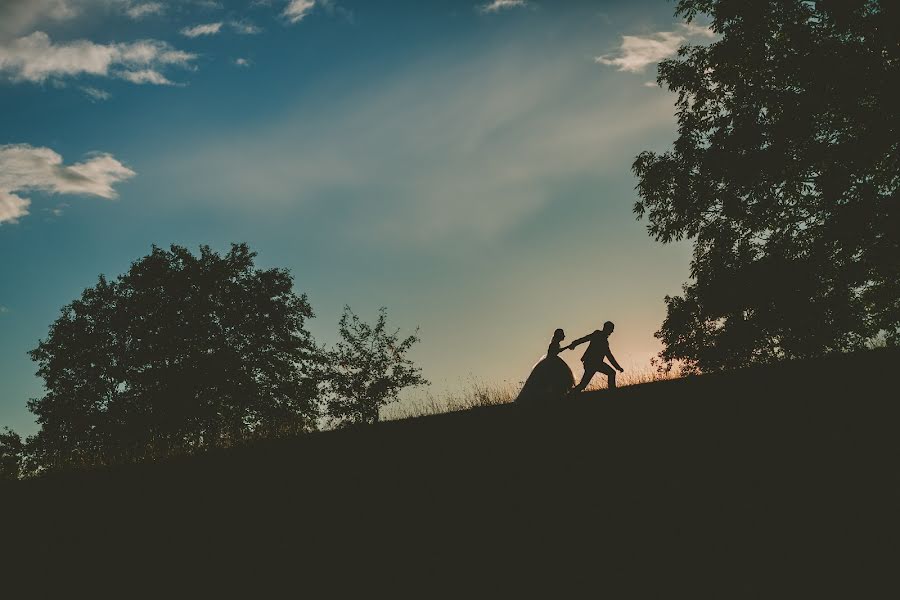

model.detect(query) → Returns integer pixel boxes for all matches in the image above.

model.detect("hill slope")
[5,349,898,596]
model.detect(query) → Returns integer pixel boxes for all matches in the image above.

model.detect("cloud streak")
[283,0,315,24]
[595,23,715,73]
[81,85,111,100]
[0,31,196,85]
[0,144,136,224]
[478,0,528,13]
[124,2,165,20]
[181,22,224,37]
[161,44,676,244]
[231,21,262,34]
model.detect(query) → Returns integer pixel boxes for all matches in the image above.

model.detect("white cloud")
[0,31,196,85]
[595,23,715,73]
[81,85,111,100]
[119,68,172,84]
[45,202,69,216]
[680,21,717,39]
[0,191,30,224]
[0,0,79,40]
[595,32,683,73]
[277,0,350,25]
[283,0,315,24]
[181,22,224,37]
[0,144,136,225]
[234,57,251,67]
[231,21,262,34]
[124,2,165,20]
[479,0,528,13]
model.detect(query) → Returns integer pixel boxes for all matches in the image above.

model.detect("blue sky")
[0,0,711,434]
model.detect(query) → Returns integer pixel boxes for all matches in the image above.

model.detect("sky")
[0,0,712,435]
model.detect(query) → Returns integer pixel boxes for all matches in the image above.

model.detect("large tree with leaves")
[323,306,427,426]
[634,0,899,372]
[27,244,321,470]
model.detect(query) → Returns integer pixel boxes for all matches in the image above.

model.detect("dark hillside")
[5,349,898,596]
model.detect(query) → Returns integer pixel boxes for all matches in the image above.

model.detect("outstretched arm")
[567,334,591,350]
[606,349,624,372]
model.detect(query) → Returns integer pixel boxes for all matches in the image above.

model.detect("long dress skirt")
[515,355,575,405]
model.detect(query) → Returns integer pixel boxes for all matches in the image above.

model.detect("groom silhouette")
[567,321,624,392]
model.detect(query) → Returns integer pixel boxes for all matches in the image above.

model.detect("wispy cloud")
[319,0,353,21]
[479,0,528,14]
[181,22,224,37]
[0,0,79,40]
[231,21,262,34]
[0,31,196,85]
[595,23,715,73]
[0,305,9,314]
[234,57,251,67]
[0,144,136,225]
[181,20,262,37]
[124,2,165,20]
[283,0,315,24]
[81,85,111,101]
[119,68,173,84]
[44,202,69,217]
[162,45,675,244]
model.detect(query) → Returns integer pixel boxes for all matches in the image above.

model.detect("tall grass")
[585,364,682,390]
[383,379,519,420]
[384,365,681,421]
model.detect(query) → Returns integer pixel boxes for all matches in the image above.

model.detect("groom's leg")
[598,363,617,389]
[572,367,597,393]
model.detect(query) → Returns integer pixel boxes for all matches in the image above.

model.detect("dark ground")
[4,349,898,597]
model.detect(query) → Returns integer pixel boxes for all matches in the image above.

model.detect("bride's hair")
[552,328,565,342]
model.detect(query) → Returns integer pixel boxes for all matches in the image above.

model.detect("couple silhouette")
[516,322,624,404]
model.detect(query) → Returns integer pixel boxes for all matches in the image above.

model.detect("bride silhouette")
[515,329,575,405]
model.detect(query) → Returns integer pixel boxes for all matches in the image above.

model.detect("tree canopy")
[27,244,321,469]
[634,0,899,372]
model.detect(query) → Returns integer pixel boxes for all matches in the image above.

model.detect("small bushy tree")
[27,243,321,470]
[324,307,427,426]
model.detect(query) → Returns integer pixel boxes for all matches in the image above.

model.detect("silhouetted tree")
[634,0,899,372]
[27,244,321,470]
[0,427,24,481]
[324,307,427,426]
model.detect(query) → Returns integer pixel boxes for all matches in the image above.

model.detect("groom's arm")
[567,334,591,350]
[606,349,624,371]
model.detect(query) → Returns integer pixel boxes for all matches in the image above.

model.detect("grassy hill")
[5,349,898,596]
